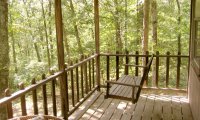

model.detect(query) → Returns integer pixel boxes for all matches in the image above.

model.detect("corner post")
[94,0,100,91]
[54,0,68,119]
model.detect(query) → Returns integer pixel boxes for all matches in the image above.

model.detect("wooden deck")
[69,90,193,120]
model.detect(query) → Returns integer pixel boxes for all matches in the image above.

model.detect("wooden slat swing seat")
[105,55,154,103]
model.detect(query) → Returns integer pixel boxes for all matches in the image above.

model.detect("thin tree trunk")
[176,0,181,52]
[69,0,84,55]
[34,43,42,62]
[41,0,51,70]
[0,0,9,119]
[114,0,123,53]
[136,0,143,50]
[64,28,71,63]
[124,0,128,50]
[151,0,158,86]
[10,14,18,73]
[48,0,54,64]
[142,0,150,58]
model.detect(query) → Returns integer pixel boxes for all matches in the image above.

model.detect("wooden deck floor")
[69,90,193,120]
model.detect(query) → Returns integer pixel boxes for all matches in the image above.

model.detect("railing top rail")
[65,54,98,71]
[0,71,63,106]
[100,53,189,58]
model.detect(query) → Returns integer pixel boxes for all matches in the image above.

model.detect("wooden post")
[176,52,181,88]
[42,74,48,115]
[54,0,67,118]
[145,51,149,86]
[18,83,27,116]
[166,51,170,88]
[31,78,38,115]
[50,71,57,116]
[125,50,129,75]
[94,0,100,91]
[116,51,119,80]
[155,51,159,87]
[5,89,13,119]
[135,51,139,76]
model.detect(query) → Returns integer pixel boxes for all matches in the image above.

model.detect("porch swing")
[105,54,154,103]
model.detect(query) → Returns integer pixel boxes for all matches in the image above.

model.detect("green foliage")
[7,0,191,90]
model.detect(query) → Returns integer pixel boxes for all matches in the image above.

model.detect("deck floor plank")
[110,101,128,120]
[142,94,155,120]
[151,95,163,120]
[69,90,193,120]
[172,96,182,120]
[180,97,193,120]
[80,93,105,120]
[162,95,173,120]
[131,95,147,120]
[100,99,120,120]
[69,92,101,120]
[89,98,112,120]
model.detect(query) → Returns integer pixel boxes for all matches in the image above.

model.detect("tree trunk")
[41,0,51,70]
[48,0,54,64]
[64,28,71,63]
[142,0,150,60]
[176,0,181,52]
[10,14,18,73]
[124,0,128,50]
[151,0,158,87]
[136,0,143,50]
[0,0,9,119]
[69,0,84,55]
[114,0,123,53]
[34,43,42,62]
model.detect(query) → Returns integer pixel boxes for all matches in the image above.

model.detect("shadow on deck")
[69,89,193,120]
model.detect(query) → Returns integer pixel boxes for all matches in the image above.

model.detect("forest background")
[3,0,190,90]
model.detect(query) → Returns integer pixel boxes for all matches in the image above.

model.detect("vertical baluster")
[50,71,57,116]
[92,57,95,88]
[42,74,48,115]
[18,83,27,116]
[176,52,181,88]
[5,89,13,119]
[166,52,170,88]
[84,56,88,94]
[75,60,80,102]
[106,55,110,97]
[156,51,159,87]
[88,56,92,91]
[135,51,139,76]
[31,78,38,115]
[80,57,84,98]
[64,64,69,113]
[70,62,75,107]
[125,50,129,75]
[145,51,149,86]
[116,51,119,80]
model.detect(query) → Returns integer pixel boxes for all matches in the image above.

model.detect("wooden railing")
[100,51,189,89]
[0,52,189,119]
[0,54,98,119]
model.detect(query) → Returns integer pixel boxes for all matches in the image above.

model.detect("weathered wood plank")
[110,101,127,120]
[69,92,101,120]
[89,98,112,120]
[81,93,105,120]
[180,97,193,120]
[152,95,162,120]
[172,96,182,120]
[100,99,120,120]
[142,94,155,120]
[162,95,173,120]
[131,95,147,120]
